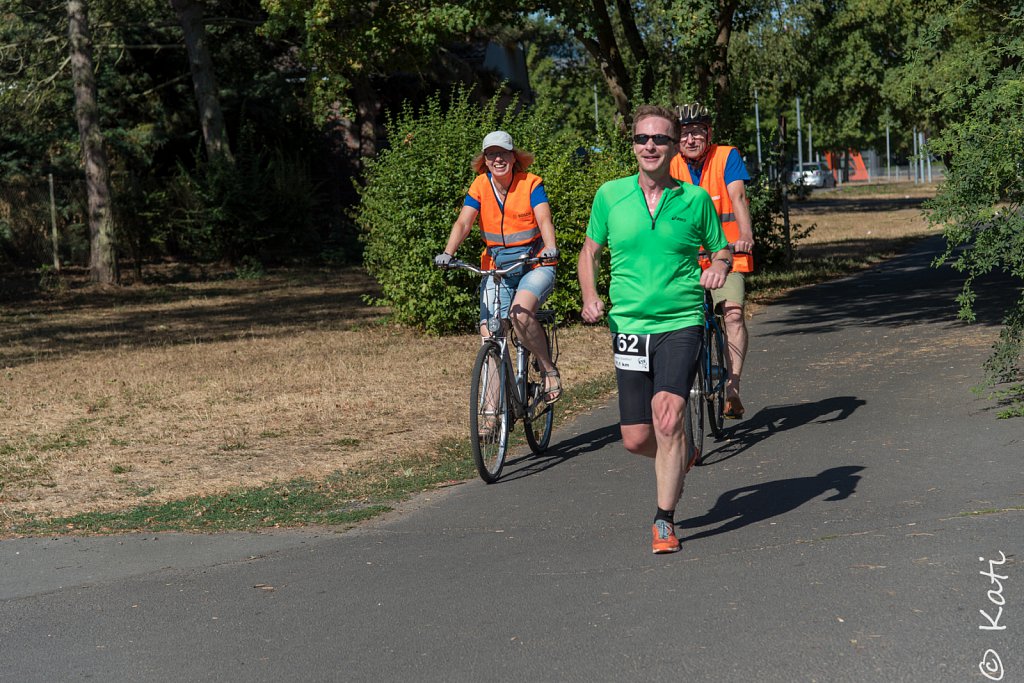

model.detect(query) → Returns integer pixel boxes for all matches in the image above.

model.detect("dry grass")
[789,182,941,257]
[0,183,941,526]
[0,267,611,523]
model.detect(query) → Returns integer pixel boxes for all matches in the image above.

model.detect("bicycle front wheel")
[523,340,554,454]
[470,342,510,483]
[685,363,705,467]
[706,324,728,439]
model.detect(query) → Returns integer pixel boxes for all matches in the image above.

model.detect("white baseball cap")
[482,130,514,151]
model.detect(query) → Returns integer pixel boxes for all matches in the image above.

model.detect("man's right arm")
[578,237,606,323]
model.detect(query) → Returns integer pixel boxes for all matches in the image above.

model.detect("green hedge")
[358,88,632,335]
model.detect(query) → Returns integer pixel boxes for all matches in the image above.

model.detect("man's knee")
[651,393,684,436]
[621,425,655,456]
[721,302,744,320]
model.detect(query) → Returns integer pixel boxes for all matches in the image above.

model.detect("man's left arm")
[699,195,731,290]
[726,178,754,255]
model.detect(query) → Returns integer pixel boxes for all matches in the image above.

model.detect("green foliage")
[157,129,322,264]
[926,2,1024,417]
[359,87,633,334]
[259,0,506,121]
[747,136,814,269]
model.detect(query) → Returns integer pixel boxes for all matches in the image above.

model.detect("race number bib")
[613,333,650,372]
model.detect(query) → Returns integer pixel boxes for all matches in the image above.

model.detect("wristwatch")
[713,256,733,272]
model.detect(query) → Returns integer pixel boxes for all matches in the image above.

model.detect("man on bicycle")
[669,103,755,420]
[578,105,732,554]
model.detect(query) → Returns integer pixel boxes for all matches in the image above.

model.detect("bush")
[747,172,814,270]
[358,87,633,335]
[745,136,814,270]
[929,75,1024,418]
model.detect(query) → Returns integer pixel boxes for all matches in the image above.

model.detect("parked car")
[789,162,836,188]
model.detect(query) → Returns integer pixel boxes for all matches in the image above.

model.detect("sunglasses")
[632,134,678,146]
[484,150,512,160]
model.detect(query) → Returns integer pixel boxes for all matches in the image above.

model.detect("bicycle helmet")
[677,102,712,126]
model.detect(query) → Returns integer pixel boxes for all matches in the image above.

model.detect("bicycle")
[438,254,559,483]
[684,286,727,466]
[686,248,747,465]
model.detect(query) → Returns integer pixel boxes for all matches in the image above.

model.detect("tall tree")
[67,0,117,284]
[540,0,652,125]
[169,0,234,165]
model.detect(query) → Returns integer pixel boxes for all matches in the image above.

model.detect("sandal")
[541,369,563,405]
[478,410,498,441]
[723,396,745,419]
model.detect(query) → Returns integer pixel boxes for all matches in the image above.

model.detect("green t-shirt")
[586,174,727,334]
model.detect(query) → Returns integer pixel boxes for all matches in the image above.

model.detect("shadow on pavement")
[679,465,865,541]
[762,236,1017,336]
[699,396,866,466]
[498,423,621,483]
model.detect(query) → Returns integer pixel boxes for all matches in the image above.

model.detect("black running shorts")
[615,326,702,426]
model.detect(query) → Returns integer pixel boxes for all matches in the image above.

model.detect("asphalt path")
[1,236,1021,682]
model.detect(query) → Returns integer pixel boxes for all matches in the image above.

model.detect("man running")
[578,105,731,554]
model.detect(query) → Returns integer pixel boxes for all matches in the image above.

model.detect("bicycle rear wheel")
[706,324,727,439]
[469,342,510,483]
[523,334,554,454]
[685,363,705,467]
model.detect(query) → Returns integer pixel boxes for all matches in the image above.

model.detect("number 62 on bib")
[613,333,650,372]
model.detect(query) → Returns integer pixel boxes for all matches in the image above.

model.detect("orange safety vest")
[670,145,753,273]
[468,171,544,269]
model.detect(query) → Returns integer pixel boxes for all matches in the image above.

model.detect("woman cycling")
[435,130,562,408]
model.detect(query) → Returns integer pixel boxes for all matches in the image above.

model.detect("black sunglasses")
[632,134,678,146]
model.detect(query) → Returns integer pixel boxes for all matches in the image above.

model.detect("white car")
[789,162,836,188]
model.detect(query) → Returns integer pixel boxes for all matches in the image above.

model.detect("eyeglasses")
[632,134,677,146]
[484,150,512,160]
[680,129,708,140]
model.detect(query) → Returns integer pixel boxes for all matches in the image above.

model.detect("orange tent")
[825,150,869,182]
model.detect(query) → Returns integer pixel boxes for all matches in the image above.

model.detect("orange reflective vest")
[670,145,753,273]
[467,171,544,269]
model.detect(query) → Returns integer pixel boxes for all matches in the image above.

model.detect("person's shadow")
[499,423,621,482]
[679,465,865,540]
[700,396,866,465]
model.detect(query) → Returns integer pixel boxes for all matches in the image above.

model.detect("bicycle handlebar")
[438,254,550,276]
[699,243,751,258]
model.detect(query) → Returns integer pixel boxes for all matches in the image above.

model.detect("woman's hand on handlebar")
[434,252,454,268]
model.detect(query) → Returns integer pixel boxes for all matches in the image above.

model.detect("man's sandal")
[541,369,563,405]
[723,396,745,419]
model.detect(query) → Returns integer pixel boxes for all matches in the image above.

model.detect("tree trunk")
[67,0,117,285]
[710,0,737,115]
[693,0,737,114]
[575,0,633,127]
[613,0,653,102]
[170,0,233,165]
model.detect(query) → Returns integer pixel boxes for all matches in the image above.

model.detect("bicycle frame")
[440,253,557,482]
[447,255,543,418]
[700,289,728,398]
